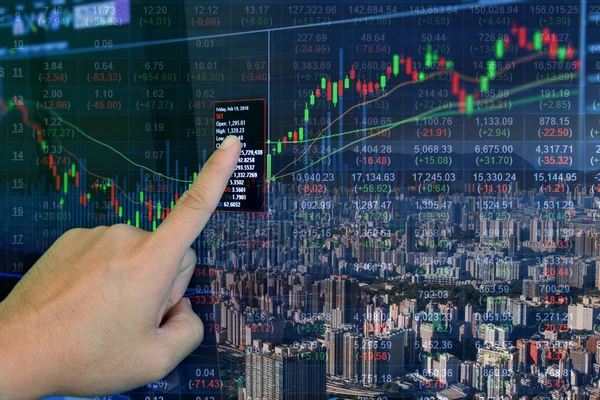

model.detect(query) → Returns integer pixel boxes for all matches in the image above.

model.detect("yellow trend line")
[29,70,577,186]
[275,51,552,177]
[33,103,195,184]
[270,74,579,181]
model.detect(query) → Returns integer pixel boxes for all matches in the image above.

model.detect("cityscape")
[2,0,600,399]
[201,184,600,400]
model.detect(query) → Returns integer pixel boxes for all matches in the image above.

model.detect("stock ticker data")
[4,0,600,399]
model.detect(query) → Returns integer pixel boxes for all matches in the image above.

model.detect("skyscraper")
[570,348,593,375]
[323,276,359,324]
[325,328,344,377]
[437,353,460,385]
[244,341,327,400]
[510,299,528,326]
[361,336,387,387]
[405,216,416,253]
[568,303,600,331]
[343,332,360,381]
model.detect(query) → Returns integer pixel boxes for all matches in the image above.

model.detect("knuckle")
[91,225,109,233]
[60,227,86,240]
[108,223,143,240]
[89,225,110,238]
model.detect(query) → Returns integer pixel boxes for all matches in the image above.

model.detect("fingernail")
[184,297,192,307]
[219,135,239,150]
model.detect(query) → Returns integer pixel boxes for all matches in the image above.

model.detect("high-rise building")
[384,330,407,378]
[570,348,593,375]
[460,361,475,387]
[465,303,473,323]
[405,216,416,253]
[522,279,537,299]
[484,324,509,347]
[325,329,344,377]
[343,332,360,381]
[420,323,439,353]
[323,276,359,324]
[244,341,327,400]
[487,362,510,400]
[568,303,600,331]
[361,336,390,387]
[510,299,528,326]
[330,308,344,329]
[530,218,542,244]
[517,339,531,371]
[486,296,509,317]
[226,305,245,348]
[438,353,460,385]
[404,329,418,369]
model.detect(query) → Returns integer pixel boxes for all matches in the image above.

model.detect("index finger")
[155,135,241,254]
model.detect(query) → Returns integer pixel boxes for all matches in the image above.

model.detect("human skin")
[0,135,241,400]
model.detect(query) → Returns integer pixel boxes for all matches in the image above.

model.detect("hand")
[0,136,241,400]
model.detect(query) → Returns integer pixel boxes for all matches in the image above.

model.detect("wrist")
[0,301,54,400]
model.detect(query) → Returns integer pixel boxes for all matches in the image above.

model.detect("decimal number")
[296,33,328,42]
[415,145,453,154]
[535,312,568,322]
[539,116,570,126]
[288,5,338,14]
[539,284,570,294]
[413,172,456,182]
[419,290,449,299]
[143,6,168,14]
[479,284,509,294]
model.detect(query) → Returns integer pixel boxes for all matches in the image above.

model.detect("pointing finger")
[155,135,241,255]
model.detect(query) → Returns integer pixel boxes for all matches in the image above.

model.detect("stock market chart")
[1,0,600,399]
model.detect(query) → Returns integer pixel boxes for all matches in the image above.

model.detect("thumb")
[155,297,204,370]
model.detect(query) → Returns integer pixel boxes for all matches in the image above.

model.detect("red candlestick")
[511,22,518,36]
[451,73,460,96]
[549,34,558,59]
[518,26,526,48]
[542,28,550,45]
[459,89,466,113]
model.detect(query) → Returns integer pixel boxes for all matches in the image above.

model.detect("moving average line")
[272,51,552,177]
[270,75,580,181]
